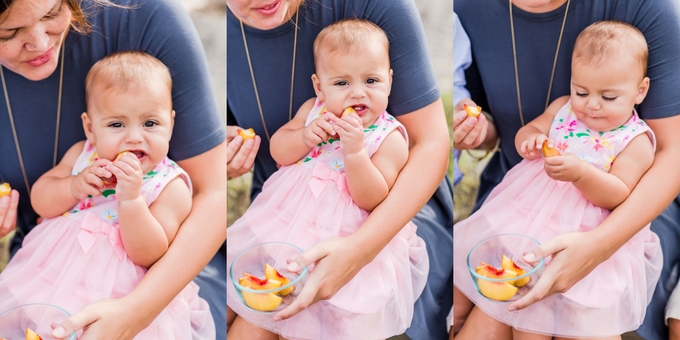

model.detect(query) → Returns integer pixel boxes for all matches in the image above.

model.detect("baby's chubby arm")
[271,98,338,166]
[342,127,409,211]
[31,141,113,218]
[551,134,654,210]
[115,155,192,268]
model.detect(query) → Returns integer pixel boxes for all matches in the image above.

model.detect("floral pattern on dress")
[548,100,655,172]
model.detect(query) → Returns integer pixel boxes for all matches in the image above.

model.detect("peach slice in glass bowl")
[0,303,76,339]
[467,233,545,302]
[229,242,308,313]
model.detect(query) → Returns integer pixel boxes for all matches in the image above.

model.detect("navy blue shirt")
[0,0,226,253]
[227,0,440,198]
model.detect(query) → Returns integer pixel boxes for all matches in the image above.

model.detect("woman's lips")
[254,0,281,16]
[26,46,54,67]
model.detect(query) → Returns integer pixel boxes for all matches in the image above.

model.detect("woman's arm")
[274,98,448,320]
[344,129,408,211]
[509,114,680,311]
[53,142,226,338]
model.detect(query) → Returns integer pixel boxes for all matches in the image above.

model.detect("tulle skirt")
[453,159,662,337]
[227,163,429,340]
[0,216,215,339]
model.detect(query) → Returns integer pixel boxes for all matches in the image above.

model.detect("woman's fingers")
[51,303,98,339]
[455,114,487,149]
[0,190,19,238]
[226,135,243,164]
[227,136,261,178]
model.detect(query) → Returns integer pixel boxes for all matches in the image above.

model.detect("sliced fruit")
[238,273,282,290]
[477,279,519,301]
[463,104,482,118]
[113,150,130,162]
[241,291,283,312]
[501,255,531,287]
[264,263,294,296]
[237,128,256,143]
[26,328,43,340]
[542,141,561,157]
[475,262,518,285]
[341,106,356,118]
[0,182,10,197]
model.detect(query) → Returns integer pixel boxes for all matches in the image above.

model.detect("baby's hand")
[334,112,364,156]
[544,153,585,182]
[302,114,338,148]
[70,158,113,200]
[108,152,143,202]
[520,134,551,160]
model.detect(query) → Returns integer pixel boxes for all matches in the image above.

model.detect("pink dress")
[226,99,429,340]
[453,101,663,337]
[0,141,215,339]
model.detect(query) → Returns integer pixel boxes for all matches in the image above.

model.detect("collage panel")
[453,1,680,340]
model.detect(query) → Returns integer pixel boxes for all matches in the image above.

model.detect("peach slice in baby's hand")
[102,151,131,185]
[501,255,531,287]
[0,182,10,197]
[341,106,356,118]
[463,104,482,118]
[264,263,294,296]
[542,141,560,157]
[26,328,43,340]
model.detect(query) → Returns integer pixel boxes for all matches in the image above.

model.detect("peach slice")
[463,104,482,118]
[501,255,531,287]
[102,151,131,185]
[542,141,560,157]
[475,262,518,285]
[237,128,256,143]
[241,291,283,312]
[0,182,10,197]
[113,150,130,162]
[341,106,356,118]
[477,279,519,301]
[238,273,282,290]
[264,263,294,296]
[26,328,43,340]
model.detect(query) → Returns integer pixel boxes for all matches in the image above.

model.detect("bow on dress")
[77,211,126,261]
[309,162,351,204]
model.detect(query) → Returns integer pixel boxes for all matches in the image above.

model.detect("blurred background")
[0,0,226,273]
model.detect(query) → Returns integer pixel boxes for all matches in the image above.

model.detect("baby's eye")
[144,121,158,127]
[334,81,348,86]
[108,122,123,128]
[602,96,617,101]
[575,92,587,97]
[366,78,378,84]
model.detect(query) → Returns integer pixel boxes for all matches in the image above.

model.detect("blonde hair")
[573,20,648,78]
[85,51,172,107]
[313,18,390,69]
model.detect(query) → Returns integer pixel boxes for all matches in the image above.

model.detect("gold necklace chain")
[240,11,299,142]
[2,42,65,195]
[510,0,570,126]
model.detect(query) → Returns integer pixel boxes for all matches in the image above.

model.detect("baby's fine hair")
[312,18,390,69]
[573,20,648,78]
[85,51,172,106]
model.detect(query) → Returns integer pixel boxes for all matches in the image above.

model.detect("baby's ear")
[636,76,650,104]
[311,74,324,102]
[81,112,96,145]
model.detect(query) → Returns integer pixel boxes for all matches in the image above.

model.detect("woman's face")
[227,0,299,30]
[512,0,568,13]
[0,0,71,81]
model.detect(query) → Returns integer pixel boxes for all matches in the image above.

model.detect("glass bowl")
[0,303,77,339]
[467,233,545,302]
[229,242,308,313]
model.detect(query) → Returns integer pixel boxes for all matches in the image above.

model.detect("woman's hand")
[51,298,145,340]
[272,236,363,321]
[302,114,338,148]
[507,231,604,311]
[227,125,261,179]
[70,159,113,200]
[453,98,490,150]
[335,113,364,156]
[0,190,19,239]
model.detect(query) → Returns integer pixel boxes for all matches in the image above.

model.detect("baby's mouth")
[129,150,147,160]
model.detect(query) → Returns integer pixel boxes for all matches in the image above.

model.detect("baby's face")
[312,43,392,128]
[82,81,174,174]
[570,53,649,132]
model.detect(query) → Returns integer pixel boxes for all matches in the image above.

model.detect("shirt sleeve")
[363,0,441,116]
[453,12,472,107]
[122,0,226,160]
